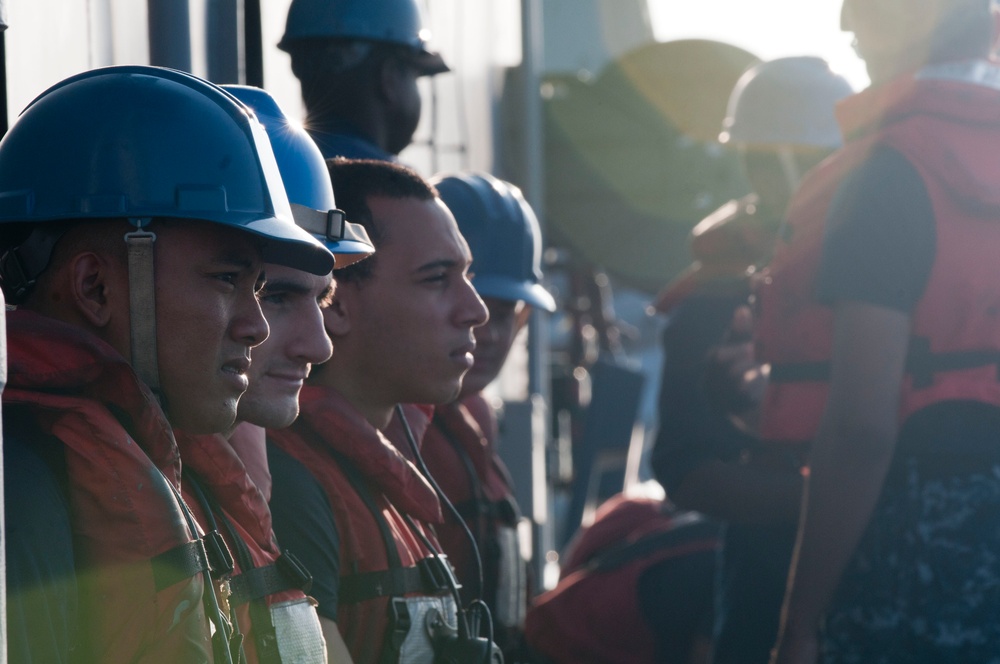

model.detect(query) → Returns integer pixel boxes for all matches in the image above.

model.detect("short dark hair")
[2,219,129,305]
[327,157,438,283]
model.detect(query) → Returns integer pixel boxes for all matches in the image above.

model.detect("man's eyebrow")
[414,258,465,274]
[210,252,257,271]
[259,278,313,295]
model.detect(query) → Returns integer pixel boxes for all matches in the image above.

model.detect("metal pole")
[0,7,10,655]
[520,0,557,587]
[206,0,241,84]
[0,288,7,664]
[244,0,264,88]
[148,0,192,72]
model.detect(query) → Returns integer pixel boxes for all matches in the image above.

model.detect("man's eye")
[260,291,288,305]
[214,273,238,285]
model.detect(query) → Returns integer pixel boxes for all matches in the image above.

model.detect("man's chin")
[238,399,299,430]
[460,369,496,399]
[168,401,239,435]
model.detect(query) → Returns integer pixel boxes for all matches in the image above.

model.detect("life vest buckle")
[204,530,235,577]
[277,549,314,594]
[418,554,460,594]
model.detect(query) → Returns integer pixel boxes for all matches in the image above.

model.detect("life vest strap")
[453,495,520,526]
[769,337,1000,387]
[229,551,314,607]
[584,513,717,574]
[339,556,455,605]
[151,539,212,592]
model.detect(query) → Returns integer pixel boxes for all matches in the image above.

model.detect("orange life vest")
[756,60,1000,445]
[268,386,455,664]
[5,309,214,662]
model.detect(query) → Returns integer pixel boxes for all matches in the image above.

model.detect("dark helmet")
[432,172,556,312]
[279,0,448,76]
[222,85,374,268]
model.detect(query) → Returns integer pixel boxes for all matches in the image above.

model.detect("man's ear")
[323,288,352,337]
[68,251,120,329]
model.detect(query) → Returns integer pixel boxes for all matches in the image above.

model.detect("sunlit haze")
[648,0,869,90]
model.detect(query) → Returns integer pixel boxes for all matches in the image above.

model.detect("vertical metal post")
[148,0,192,71]
[0,29,7,139]
[520,0,556,587]
[243,0,263,88]
[0,7,10,656]
[206,0,241,84]
[0,288,7,664]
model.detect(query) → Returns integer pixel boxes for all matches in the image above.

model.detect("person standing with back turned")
[649,57,852,664]
[761,1,1000,662]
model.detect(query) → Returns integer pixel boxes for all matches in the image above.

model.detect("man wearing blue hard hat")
[0,66,334,663]
[170,84,375,664]
[422,172,557,660]
[266,159,494,663]
[278,0,449,161]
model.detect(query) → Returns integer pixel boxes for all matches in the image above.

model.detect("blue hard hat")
[222,85,374,267]
[279,0,448,76]
[432,172,556,312]
[0,65,334,276]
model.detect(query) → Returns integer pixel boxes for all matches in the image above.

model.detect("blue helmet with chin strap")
[222,85,374,268]
[432,172,556,312]
[0,65,337,392]
[0,65,335,286]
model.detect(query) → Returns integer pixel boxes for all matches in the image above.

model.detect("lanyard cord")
[394,404,495,645]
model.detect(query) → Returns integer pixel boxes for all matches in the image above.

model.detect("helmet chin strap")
[125,217,161,397]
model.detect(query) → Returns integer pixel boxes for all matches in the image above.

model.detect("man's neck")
[309,366,394,430]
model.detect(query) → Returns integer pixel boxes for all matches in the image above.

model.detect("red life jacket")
[756,59,1000,445]
[4,310,213,662]
[177,430,318,664]
[268,386,454,664]
[524,495,719,664]
[421,396,527,644]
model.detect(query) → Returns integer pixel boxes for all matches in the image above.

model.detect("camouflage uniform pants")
[821,457,1000,664]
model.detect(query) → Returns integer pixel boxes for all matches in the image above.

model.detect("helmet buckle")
[326,208,346,241]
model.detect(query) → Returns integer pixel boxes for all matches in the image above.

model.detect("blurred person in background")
[278,0,449,161]
[650,56,852,664]
[522,493,719,664]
